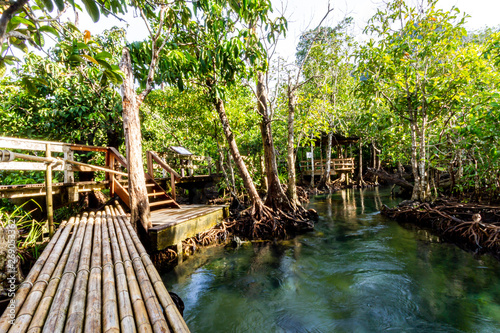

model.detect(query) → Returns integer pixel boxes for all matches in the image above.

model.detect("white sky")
[79,0,500,62]
[71,0,500,61]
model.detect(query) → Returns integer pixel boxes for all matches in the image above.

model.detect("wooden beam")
[0,137,65,153]
[113,178,130,208]
[148,151,181,180]
[0,162,64,171]
[45,144,54,236]
[147,151,154,178]
[64,160,128,177]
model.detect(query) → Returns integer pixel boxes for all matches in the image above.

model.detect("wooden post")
[46,144,54,236]
[188,158,193,177]
[147,151,154,178]
[170,173,176,201]
[109,153,116,197]
[64,148,75,183]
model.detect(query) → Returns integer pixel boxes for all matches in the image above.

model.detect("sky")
[77,0,500,62]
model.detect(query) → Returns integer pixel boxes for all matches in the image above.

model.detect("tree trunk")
[120,48,151,231]
[358,140,365,186]
[325,131,332,185]
[257,72,292,210]
[417,114,429,201]
[286,85,299,207]
[410,119,421,201]
[310,137,315,187]
[260,154,268,193]
[213,97,263,209]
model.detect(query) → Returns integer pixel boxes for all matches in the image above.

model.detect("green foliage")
[0,28,124,147]
[0,201,44,251]
[0,0,128,74]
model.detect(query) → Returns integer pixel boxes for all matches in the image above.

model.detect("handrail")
[0,136,107,153]
[147,151,181,180]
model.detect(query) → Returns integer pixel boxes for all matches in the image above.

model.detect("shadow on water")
[162,187,500,333]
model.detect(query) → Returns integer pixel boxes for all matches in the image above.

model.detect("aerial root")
[382,198,500,256]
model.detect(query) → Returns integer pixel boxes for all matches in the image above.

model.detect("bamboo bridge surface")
[0,204,190,333]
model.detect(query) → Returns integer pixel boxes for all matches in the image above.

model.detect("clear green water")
[162,188,500,332]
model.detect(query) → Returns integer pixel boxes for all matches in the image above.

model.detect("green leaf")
[39,25,60,38]
[53,0,65,11]
[40,0,54,12]
[10,16,36,28]
[68,54,85,63]
[95,51,112,60]
[96,58,112,70]
[0,61,6,78]
[82,0,100,22]
[81,54,99,65]
[3,55,20,65]
[12,41,28,53]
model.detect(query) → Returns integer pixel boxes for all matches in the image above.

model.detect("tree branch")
[0,0,29,45]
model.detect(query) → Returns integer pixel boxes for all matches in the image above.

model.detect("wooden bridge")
[0,137,225,248]
[299,158,355,176]
[0,136,236,330]
[0,203,190,332]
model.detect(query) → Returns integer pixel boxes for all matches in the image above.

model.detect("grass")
[0,200,45,262]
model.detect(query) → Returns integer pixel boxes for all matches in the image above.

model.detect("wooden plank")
[148,151,181,180]
[0,137,107,153]
[0,136,66,153]
[0,161,64,171]
[149,206,228,250]
[113,178,130,208]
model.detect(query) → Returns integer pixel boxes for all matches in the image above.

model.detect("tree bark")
[358,140,365,186]
[120,48,151,231]
[286,84,299,207]
[0,0,29,45]
[257,72,292,210]
[325,131,333,185]
[213,97,264,209]
[410,119,421,201]
[310,137,315,187]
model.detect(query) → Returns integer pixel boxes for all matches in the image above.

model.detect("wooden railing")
[161,152,214,177]
[299,158,355,175]
[146,151,181,200]
[0,136,126,235]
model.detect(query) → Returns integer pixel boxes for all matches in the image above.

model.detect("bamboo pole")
[104,206,137,332]
[112,208,169,333]
[45,144,54,236]
[108,207,153,333]
[64,211,95,332]
[85,211,102,332]
[27,216,82,333]
[101,207,120,333]
[0,220,68,331]
[8,217,76,332]
[115,205,190,333]
[42,212,89,333]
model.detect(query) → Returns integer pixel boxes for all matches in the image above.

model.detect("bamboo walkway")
[0,204,190,333]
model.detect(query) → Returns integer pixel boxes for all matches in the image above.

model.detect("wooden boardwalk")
[149,205,229,251]
[0,204,189,333]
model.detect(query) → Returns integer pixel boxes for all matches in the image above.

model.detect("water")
[162,188,500,332]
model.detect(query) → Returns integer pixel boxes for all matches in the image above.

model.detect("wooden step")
[124,183,156,189]
[148,192,166,197]
[149,200,175,207]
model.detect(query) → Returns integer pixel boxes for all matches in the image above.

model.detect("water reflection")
[163,188,500,333]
